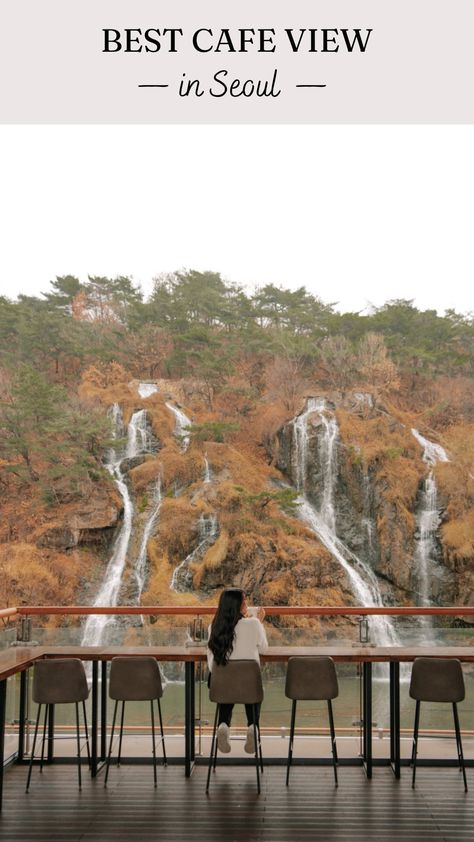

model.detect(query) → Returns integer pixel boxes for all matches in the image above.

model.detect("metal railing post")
[16,616,32,644]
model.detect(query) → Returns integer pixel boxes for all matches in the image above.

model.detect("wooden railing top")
[0,607,18,619]
[1,605,474,617]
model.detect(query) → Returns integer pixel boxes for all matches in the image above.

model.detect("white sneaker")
[217,723,231,753]
[244,725,256,754]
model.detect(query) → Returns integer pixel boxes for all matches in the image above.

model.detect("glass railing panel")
[5,609,474,763]
[197,661,364,760]
[264,618,362,647]
[21,665,188,760]
[389,616,474,647]
[4,674,21,763]
[0,625,17,650]
[22,612,474,648]
[398,668,474,761]
[25,612,204,647]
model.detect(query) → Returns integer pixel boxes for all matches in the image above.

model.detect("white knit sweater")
[207,616,268,672]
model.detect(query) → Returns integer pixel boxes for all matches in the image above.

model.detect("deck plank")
[1,764,473,841]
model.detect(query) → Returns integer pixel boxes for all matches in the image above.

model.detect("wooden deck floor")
[1,763,473,841]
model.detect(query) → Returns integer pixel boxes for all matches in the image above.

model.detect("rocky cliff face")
[32,485,122,551]
[276,394,459,607]
[1,376,471,619]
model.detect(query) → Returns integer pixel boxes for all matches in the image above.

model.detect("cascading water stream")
[81,405,153,646]
[134,478,162,601]
[361,469,376,561]
[411,430,450,467]
[164,398,219,590]
[126,409,152,456]
[137,382,159,399]
[170,514,218,592]
[165,402,191,451]
[411,429,449,639]
[132,384,162,602]
[292,399,400,648]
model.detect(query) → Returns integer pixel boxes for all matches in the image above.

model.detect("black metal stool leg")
[213,733,218,768]
[75,702,82,790]
[453,704,462,770]
[453,702,468,793]
[117,701,125,766]
[328,699,338,787]
[286,700,296,786]
[411,700,420,788]
[40,704,48,772]
[150,700,157,787]
[253,709,260,795]
[206,705,219,793]
[213,705,219,771]
[82,700,91,769]
[104,700,118,787]
[26,704,42,792]
[47,704,55,762]
[257,722,264,773]
[157,698,167,765]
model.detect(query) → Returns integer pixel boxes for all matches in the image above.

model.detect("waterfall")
[81,406,151,646]
[292,399,400,647]
[415,474,441,606]
[361,468,376,561]
[137,382,159,399]
[203,454,211,483]
[134,478,162,601]
[411,429,450,466]
[362,517,375,556]
[109,403,124,450]
[317,408,339,530]
[126,409,152,456]
[170,514,218,593]
[411,429,449,636]
[166,402,191,451]
[133,383,162,602]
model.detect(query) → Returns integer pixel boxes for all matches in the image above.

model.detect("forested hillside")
[1,271,473,625]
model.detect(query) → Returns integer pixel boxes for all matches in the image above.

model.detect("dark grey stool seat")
[285,656,339,787]
[409,657,467,791]
[104,657,166,787]
[207,659,264,794]
[26,658,90,791]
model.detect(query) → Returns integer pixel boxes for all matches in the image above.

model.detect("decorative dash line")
[296,84,326,88]
[138,84,169,88]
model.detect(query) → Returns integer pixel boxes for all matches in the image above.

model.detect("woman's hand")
[257,607,266,622]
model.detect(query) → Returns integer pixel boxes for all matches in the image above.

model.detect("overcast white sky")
[0,125,473,315]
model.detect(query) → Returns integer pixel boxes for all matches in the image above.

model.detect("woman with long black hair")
[207,587,268,754]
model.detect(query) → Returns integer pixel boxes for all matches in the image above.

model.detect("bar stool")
[26,658,90,791]
[206,659,264,794]
[285,656,339,787]
[409,657,467,791]
[104,657,167,787]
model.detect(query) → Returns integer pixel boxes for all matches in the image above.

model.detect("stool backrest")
[33,658,89,705]
[209,659,264,705]
[409,657,465,703]
[109,657,163,701]
[285,656,339,701]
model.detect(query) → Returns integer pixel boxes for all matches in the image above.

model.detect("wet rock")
[32,485,122,550]
[73,497,121,531]
[36,526,79,550]
[120,455,146,473]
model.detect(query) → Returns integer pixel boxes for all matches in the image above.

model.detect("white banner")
[0,0,473,123]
